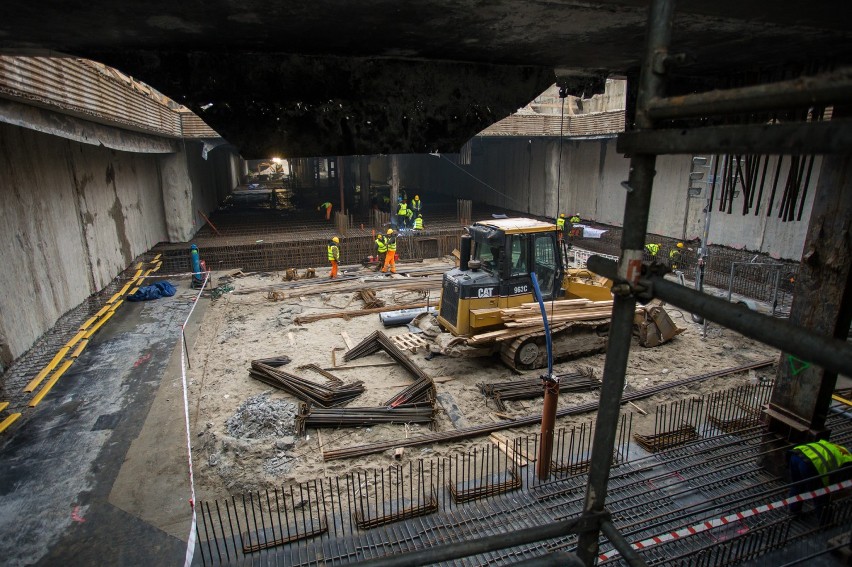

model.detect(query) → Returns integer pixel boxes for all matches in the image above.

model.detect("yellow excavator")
[417,218,681,371]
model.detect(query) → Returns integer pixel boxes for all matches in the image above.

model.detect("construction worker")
[412,194,422,214]
[669,242,684,270]
[327,236,340,278]
[413,213,423,230]
[405,206,414,227]
[568,213,583,238]
[374,231,387,271]
[556,213,566,241]
[397,200,409,229]
[645,242,661,260]
[382,229,397,274]
[318,201,333,221]
[788,440,852,523]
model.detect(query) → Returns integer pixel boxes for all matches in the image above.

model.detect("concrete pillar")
[360,155,372,215]
[765,149,852,442]
[159,146,196,242]
[391,155,400,226]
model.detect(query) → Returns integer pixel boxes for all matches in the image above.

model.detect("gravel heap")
[225,392,297,440]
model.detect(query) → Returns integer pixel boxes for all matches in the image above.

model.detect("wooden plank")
[490,433,529,467]
[340,331,355,350]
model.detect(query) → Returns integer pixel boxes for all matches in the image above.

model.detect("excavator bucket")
[636,300,683,347]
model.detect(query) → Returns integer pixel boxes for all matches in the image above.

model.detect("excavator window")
[510,234,528,276]
[534,234,557,298]
[473,243,500,274]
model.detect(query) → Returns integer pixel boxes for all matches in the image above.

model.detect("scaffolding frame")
[355,0,852,565]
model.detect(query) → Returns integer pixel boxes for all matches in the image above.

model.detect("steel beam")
[617,119,852,156]
[587,256,852,380]
[646,68,852,120]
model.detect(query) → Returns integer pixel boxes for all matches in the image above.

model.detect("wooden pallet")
[390,333,431,353]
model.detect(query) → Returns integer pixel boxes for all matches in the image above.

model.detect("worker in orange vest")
[327,236,340,278]
[381,229,397,274]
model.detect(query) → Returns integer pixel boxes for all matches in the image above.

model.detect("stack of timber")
[250,358,364,407]
[467,299,622,345]
[296,402,434,434]
[479,369,600,411]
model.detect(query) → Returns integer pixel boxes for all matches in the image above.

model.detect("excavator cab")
[437,218,563,336]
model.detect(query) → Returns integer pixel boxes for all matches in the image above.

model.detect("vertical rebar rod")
[576,0,673,562]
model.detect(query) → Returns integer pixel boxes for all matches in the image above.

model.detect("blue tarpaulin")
[126,281,177,302]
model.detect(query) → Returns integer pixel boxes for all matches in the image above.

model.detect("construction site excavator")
[415,218,682,371]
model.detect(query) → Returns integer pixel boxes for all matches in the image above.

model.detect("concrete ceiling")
[2,1,851,157]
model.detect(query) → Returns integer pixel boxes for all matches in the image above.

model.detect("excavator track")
[499,319,610,371]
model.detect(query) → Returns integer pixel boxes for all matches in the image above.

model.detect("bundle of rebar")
[479,370,600,410]
[296,403,434,434]
[634,425,700,452]
[344,331,436,385]
[358,289,385,309]
[250,359,364,407]
[385,378,434,407]
[449,470,522,504]
[354,493,438,530]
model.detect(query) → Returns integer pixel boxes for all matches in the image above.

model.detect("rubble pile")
[225,392,297,440]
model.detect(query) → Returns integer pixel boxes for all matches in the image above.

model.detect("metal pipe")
[600,521,649,567]
[577,2,674,564]
[588,256,852,378]
[350,513,602,567]
[646,68,852,121]
[460,234,472,270]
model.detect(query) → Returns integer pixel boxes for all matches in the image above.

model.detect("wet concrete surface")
[0,281,200,565]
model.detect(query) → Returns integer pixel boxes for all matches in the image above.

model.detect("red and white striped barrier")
[599,478,852,562]
[180,272,210,567]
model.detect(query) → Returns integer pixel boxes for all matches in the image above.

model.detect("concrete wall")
[0,122,239,363]
[388,137,815,262]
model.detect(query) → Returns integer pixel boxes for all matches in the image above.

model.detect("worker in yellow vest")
[645,242,661,260]
[556,213,566,241]
[669,242,684,270]
[413,214,423,230]
[382,229,397,274]
[569,213,581,224]
[318,201,333,221]
[327,236,340,278]
[412,195,423,215]
[397,200,409,229]
[374,232,387,271]
[788,440,852,522]
[568,213,582,238]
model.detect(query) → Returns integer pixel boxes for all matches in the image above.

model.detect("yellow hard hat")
[415,195,419,199]
[332,236,340,243]
[677,242,684,248]
[386,229,394,235]
[560,213,565,218]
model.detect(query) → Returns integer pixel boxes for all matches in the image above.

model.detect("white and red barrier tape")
[180,272,210,567]
[599,478,852,562]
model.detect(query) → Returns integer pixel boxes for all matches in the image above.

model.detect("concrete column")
[360,155,372,214]
[765,148,852,441]
[159,146,196,242]
[391,155,400,226]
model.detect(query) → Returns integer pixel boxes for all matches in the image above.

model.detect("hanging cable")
[550,85,569,318]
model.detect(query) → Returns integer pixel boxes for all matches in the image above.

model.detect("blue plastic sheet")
[126,281,177,302]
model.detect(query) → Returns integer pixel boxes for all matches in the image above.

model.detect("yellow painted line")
[106,292,122,305]
[136,262,144,270]
[116,281,133,297]
[109,299,124,312]
[0,402,8,412]
[79,315,99,331]
[64,330,87,350]
[153,253,161,261]
[150,262,162,273]
[23,346,70,392]
[83,310,114,339]
[129,287,140,295]
[133,269,143,280]
[29,360,74,407]
[142,268,154,278]
[0,413,21,434]
[833,393,852,407]
[94,304,111,319]
[70,338,89,358]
